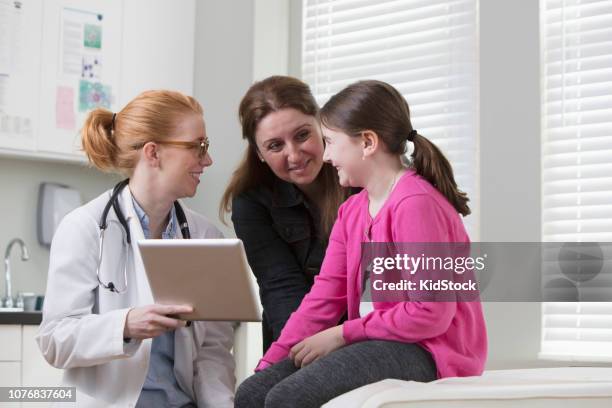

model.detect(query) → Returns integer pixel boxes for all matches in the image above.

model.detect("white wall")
[0,157,118,297]
[253,0,289,81]
[479,0,554,370]
[186,1,255,236]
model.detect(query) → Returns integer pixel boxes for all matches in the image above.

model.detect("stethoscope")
[96,179,191,293]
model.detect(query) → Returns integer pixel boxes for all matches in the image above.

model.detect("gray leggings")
[234,340,437,408]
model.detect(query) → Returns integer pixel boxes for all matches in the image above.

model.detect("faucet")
[3,238,29,308]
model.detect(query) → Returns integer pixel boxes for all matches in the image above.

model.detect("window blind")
[302,0,480,238]
[540,0,612,362]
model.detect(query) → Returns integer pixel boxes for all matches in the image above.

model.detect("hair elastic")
[407,129,417,142]
[111,113,116,131]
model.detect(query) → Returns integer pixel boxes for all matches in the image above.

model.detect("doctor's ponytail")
[82,108,118,172]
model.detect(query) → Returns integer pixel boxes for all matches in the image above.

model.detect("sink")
[0,307,24,312]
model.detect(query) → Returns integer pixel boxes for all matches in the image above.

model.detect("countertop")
[0,311,42,325]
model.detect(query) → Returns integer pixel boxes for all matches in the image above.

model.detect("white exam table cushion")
[323,367,612,408]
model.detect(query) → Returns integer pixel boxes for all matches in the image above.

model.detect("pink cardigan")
[257,170,487,378]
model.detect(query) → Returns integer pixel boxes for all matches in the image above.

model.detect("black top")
[232,177,327,352]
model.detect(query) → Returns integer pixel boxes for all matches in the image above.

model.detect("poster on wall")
[56,7,113,130]
[38,0,122,157]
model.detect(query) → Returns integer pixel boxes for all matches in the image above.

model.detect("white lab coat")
[36,187,236,408]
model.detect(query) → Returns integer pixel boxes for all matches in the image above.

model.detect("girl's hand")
[123,304,192,340]
[289,325,346,368]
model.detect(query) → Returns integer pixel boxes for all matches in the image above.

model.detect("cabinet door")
[0,326,21,407]
[0,361,21,407]
[119,0,195,105]
[0,0,42,154]
[21,325,63,387]
[0,325,22,361]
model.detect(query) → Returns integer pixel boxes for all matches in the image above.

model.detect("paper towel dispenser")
[37,183,82,247]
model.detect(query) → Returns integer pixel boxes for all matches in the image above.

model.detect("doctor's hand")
[123,304,193,340]
[289,325,346,368]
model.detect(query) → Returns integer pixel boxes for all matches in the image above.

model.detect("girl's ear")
[361,130,379,158]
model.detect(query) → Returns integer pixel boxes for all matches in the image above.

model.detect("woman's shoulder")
[231,187,273,225]
[232,184,274,210]
[231,178,305,219]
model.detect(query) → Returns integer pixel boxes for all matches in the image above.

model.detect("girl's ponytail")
[410,132,471,216]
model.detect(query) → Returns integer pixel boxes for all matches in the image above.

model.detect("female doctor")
[36,90,235,407]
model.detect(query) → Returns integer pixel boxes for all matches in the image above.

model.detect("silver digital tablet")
[138,239,262,322]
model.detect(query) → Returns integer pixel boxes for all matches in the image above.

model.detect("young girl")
[235,80,487,408]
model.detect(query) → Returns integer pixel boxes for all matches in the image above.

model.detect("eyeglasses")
[150,138,210,159]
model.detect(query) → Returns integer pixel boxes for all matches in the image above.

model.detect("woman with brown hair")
[235,80,486,407]
[37,90,235,407]
[220,76,351,352]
